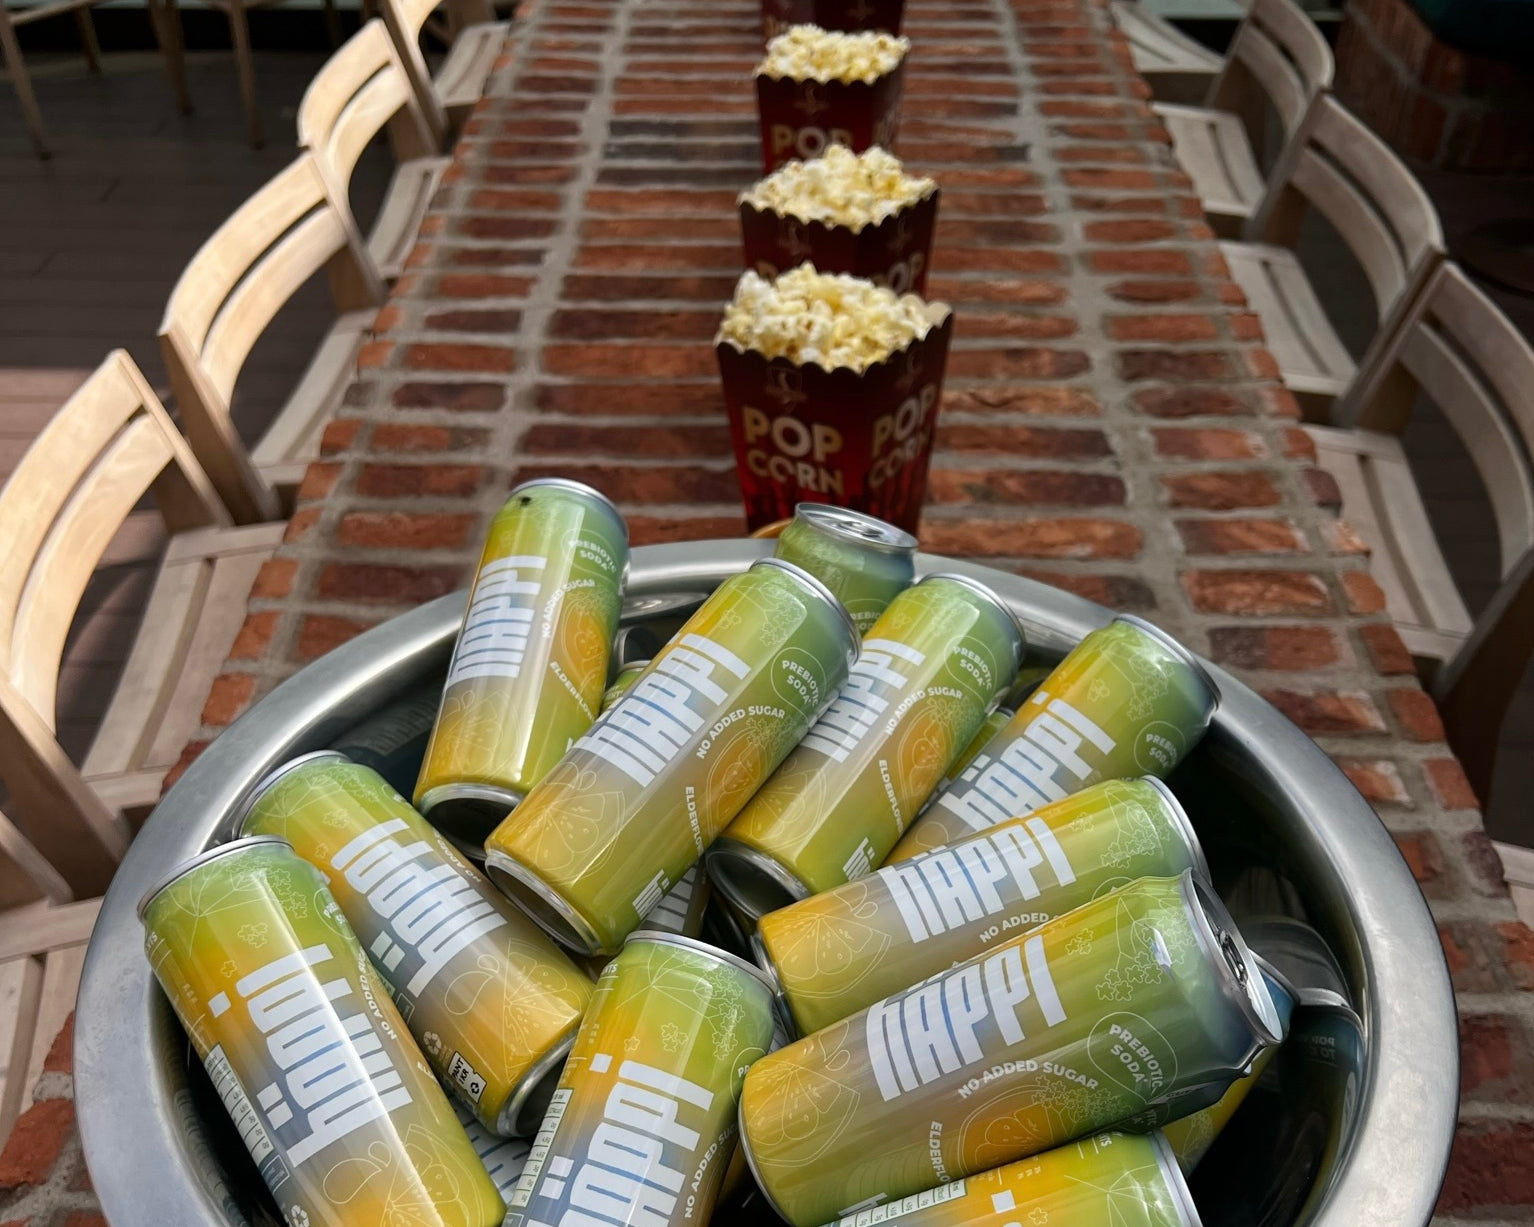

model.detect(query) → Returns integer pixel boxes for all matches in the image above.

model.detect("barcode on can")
[510,1087,571,1208]
[839,1180,966,1225]
[204,1045,277,1170]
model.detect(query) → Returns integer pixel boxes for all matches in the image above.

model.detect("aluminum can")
[817,1131,1200,1227]
[415,478,629,842]
[737,872,1280,1227]
[774,503,917,635]
[755,777,1209,1036]
[332,686,440,796]
[140,836,504,1227]
[1159,958,1296,1171]
[505,932,777,1227]
[237,752,593,1135]
[485,558,858,955]
[895,615,1219,859]
[939,706,1013,790]
[708,574,1026,918]
[600,659,650,713]
[451,1096,531,1201]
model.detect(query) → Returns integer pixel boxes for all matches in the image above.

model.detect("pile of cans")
[140,478,1363,1227]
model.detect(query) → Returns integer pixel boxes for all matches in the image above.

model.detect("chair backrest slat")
[0,352,225,723]
[1212,0,1332,138]
[378,0,450,149]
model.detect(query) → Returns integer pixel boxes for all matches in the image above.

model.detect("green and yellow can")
[755,777,1209,1036]
[485,558,858,956]
[600,659,650,714]
[895,616,1219,859]
[707,574,1025,919]
[817,1131,1200,1227]
[774,504,917,635]
[415,478,629,843]
[140,836,504,1227]
[505,932,777,1227]
[737,872,1280,1227]
[237,752,593,1136]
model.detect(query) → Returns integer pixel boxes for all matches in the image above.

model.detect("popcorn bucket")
[739,187,938,295]
[716,306,954,533]
[761,0,906,41]
[755,67,905,174]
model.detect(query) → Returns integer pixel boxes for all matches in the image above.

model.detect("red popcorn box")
[755,66,905,174]
[716,306,954,534]
[761,0,906,41]
[738,186,939,296]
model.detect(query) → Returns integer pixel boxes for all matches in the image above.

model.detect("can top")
[1140,776,1212,884]
[1111,614,1221,716]
[752,557,861,650]
[1149,1130,1206,1226]
[793,503,918,554]
[1183,873,1284,1046]
[137,834,294,923]
[229,749,350,839]
[626,929,781,996]
[1240,915,1352,1005]
[506,477,630,543]
[922,572,1028,663]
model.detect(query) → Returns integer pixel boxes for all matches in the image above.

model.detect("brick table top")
[4,0,1533,1221]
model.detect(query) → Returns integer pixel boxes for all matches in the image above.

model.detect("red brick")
[297,615,378,661]
[1106,313,1219,342]
[627,514,748,544]
[943,387,1100,416]
[1176,518,1305,554]
[423,307,523,333]
[509,463,736,504]
[63,1213,107,1227]
[251,557,297,600]
[1163,471,1280,510]
[1062,167,1160,189]
[1388,687,1447,742]
[1425,757,1479,810]
[434,274,536,298]
[927,278,1069,306]
[583,188,739,214]
[42,1013,72,1075]
[1132,386,1253,418]
[1437,1121,1534,1213]
[1324,520,1372,555]
[1208,626,1341,671]
[954,313,1079,341]
[1262,689,1387,735]
[535,383,723,416]
[201,672,255,726]
[403,343,516,373]
[1108,279,1202,303]
[392,382,508,412]
[1181,570,1331,615]
[371,424,489,453]
[1153,427,1261,460]
[283,506,321,545]
[928,468,1125,506]
[297,462,342,503]
[320,418,361,454]
[1496,921,1534,991]
[582,216,739,241]
[317,563,464,604]
[1338,757,1411,805]
[163,740,211,793]
[1439,922,1502,993]
[562,272,738,301]
[1085,249,1193,274]
[1341,569,1388,614]
[1016,569,1157,610]
[1360,623,1416,675]
[548,308,718,340]
[0,1097,74,1189]
[1083,218,1179,243]
[1301,465,1343,509]
[574,244,739,271]
[521,422,731,458]
[468,187,564,210]
[337,511,477,550]
[933,249,1068,274]
[1460,1013,1534,1103]
[1117,349,1235,381]
[356,339,393,369]
[946,348,1090,379]
[228,611,279,660]
[935,423,1110,457]
[357,464,484,499]
[922,517,1142,559]
[1464,828,1510,895]
[543,344,717,377]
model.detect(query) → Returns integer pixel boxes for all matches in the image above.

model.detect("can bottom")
[1151,1130,1206,1226]
[705,839,809,923]
[733,1106,799,1227]
[417,783,523,842]
[497,1023,578,1137]
[483,850,609,957]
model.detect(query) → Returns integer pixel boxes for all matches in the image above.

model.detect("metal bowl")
[74,541,1457,1226]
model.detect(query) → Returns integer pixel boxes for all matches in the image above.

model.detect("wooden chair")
[1152,0,1332,237]
[0,350,284,902]
[1109,1,1227,105]
[379,0,509,141]
[299,19,451,282]
[0,0,189,159]
[159,153,385,525]
[1222,95,1445,417]
[1307,263,1534,801]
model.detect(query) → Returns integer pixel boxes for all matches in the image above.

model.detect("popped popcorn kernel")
[741,145,936,230]
[719,265,938,372]
[757,24,910,85]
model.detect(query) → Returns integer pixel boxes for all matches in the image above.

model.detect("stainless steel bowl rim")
[76,541,1458,1227]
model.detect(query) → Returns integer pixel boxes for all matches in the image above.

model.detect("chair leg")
[0,9,48,159]
[225,0,263,149]
[73,7,103,75]
[147,0,193,115]
[320,0,343,48]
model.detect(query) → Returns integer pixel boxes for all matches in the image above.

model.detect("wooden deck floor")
[0,43,389,1133]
